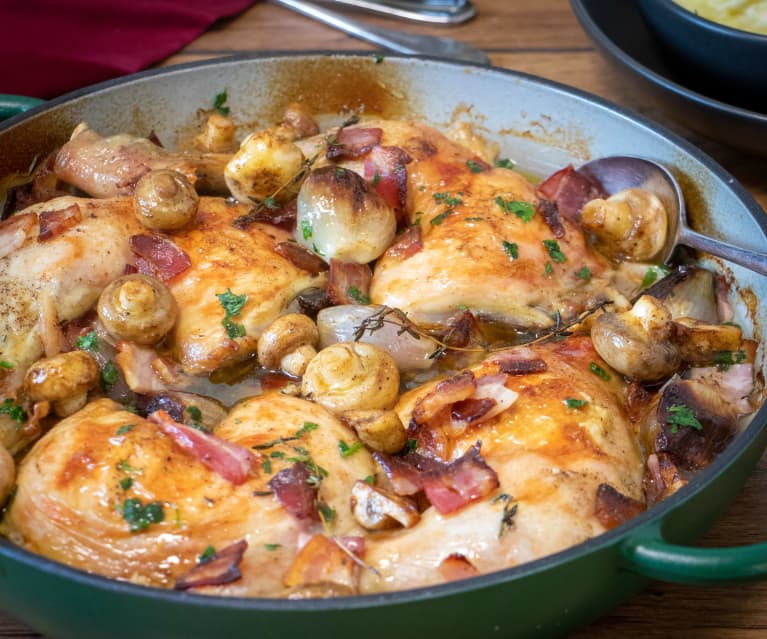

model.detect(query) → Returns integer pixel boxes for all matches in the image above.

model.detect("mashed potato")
[674,0,767,35]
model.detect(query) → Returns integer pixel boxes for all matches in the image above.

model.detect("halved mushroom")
[301,342,400,413]
[282,102,320,139]
[350,480,420,530]
[580,187,667,261]
[24,350,100,417]
[97,274,178,345]
[340,409,407,454]
[133,169,199,231]
[257,314,319,377]
[591,295,680,381]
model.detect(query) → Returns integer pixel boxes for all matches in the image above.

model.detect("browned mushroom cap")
[256,313,319,376]
[133,169,199,231]
[350,480,420,530]
[340,409,407,454]
[24,350,100,417]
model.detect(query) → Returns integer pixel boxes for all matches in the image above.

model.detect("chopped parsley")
[101,361,119,387]
[363,475,375,485]
[430,210,452,225]
[253,421,319,450]
[264,543,281,551]
[122,498,164,532]
[667,404,703,434]
[338,440,363,458]
[713,350,746,371]
[199,545,217,563]
[263,196,278,209]
[76,330,98,351]
[312,242,325,256]
[0,361,13,369]
[186,405,203,423]
[0,398,26,424]
[432,192,463,207]
[115,424,135,436]
[544,261,553,275]
[641,265,670,289]
[589,362,610,381]
[262,458,273,474]
[372,171,381,186]
[117,459,142,474]
[316,500,337,522]
[347,286,371,305]
[297,421,319,436]
[406,438,418,452]
[213,90,230,116]
[494,158,515,169]
[301,219,313,240]
[496,197,535,222]
[216,288,248,339]
[502,240,519,260]
[270,451,286,459]
[119,477,133,491]
[466,160,485,173]
[565,398,588,409]
[542,239,566,263]
[374,54,384,64]
[575,267,592,281]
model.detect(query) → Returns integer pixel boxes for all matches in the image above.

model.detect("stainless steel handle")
[680,227,767,277]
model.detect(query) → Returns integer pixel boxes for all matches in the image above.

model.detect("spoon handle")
[271,0,490,64]
[680,228,767,277]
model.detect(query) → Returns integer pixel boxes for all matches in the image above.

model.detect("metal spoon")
[271,0,490,64]
[579,156,767,277]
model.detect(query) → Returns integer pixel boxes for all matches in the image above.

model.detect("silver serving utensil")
[579,156,767,276]
[271,0,489,64]
[316,0,477,24]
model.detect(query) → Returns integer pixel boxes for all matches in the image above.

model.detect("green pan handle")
[0,94,44,122]
[622,535,767,584]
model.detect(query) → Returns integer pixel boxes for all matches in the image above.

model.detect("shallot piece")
[148,410,257,485]
[174,540,248,591]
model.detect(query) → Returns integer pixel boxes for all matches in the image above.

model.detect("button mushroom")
[350,480,420,530]
[133,169,199,231]
[301,342,400,414]
[256,313,319,377]
[195,113,236,153]
[295,166,397,264]
[97,274,178,345]
[591,295,680,381]
[340,409,407,454]
[581,187,667,261]
[24,350,100,417]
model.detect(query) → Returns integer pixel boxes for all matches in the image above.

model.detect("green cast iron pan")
[0,53,766,639]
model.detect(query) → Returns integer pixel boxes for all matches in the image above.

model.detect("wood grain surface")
[2,1,767,637]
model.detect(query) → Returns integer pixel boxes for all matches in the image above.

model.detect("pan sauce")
[0,102,759,597]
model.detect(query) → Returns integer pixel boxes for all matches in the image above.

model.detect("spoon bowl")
[579,156,767,277]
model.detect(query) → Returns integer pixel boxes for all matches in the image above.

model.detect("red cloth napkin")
[1,0,255,99]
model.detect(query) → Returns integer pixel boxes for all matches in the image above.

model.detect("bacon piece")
[412,370,476,425]
[174,540,248,590]
[274,241,328,275]
[61,311,98,352]
[364,146,412,228]
[537,198,565,239]
[116,342,169,394]
[327,259,372,305]
[490,349,548,375]
[0,212,35,259]
[594,483,645,530]
[386,225,422,259]
[130,234,191,282]
[438,553,479,582]
[326,127,383,160]
[538,165,607,222]
[375,443,499,515]
[284,534,359,591]
[38,203,82,242]
[148,410,258,485]
[267,462,319,521]
[643,452,687,506]
[451,398,495,423]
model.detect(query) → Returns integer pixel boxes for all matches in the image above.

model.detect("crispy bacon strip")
[130,234,191,282]
[386,225,423,259]
[327,259,372,305]
[274,241,328,275]
[116,342,168,394]
[364,145,412,228]
[148,410,258,485]
[0,212,35,259]
[538,165,606,222]
[451,398,495,423]
[438,553,479,582]
[267,462,319,521]
[594,483,645,530]
[326,127,383,160]
[490,349,548,375]
[412,370,476,425]
[174,540,248,591]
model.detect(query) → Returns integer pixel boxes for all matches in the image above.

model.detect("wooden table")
[3,1,767,637]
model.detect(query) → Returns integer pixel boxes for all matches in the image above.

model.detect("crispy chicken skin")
[361,336,643,592]
[3,394,372,594]
[363,120,616,327]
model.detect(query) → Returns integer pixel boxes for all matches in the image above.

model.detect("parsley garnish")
[575,267,592,281]
[264,543,281,551]
[101,361,119,387]
[122,498,164,532]
[372,171,381,186]
[76,330,98,350]
[0,398,26,424]
[213,90,230,116]
[348,286,371,305]
[494,158,515,169]
[502,240,519,260]
[496,197,535,222]
[270,451,285,459]
[312,242,325,256]
[589,362,610,381]
[186,405,203,423]
[297,421,319,436]
[199,545,217,563]
[466,160,485,173]
[363,475,375,485]
[216,288,248,339]
[0,361,13,369]
[712,350,746,371]
[117,460,141,475]
[432,192,463,207]
[430,210,452,226]
[262,458,273,474]
[641,265,670,289]
[374,54,384,64]
[316,500,337,522]
[544,261,553,275]
[264,196,278,209]
[543,239,566,263]
[301,219,313,240]
[115,424,135,436]
[119,477,133,491]
[667,404,703,434]
[565,398,588,409]
[338,440,363,458]
[406,438,418,451]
